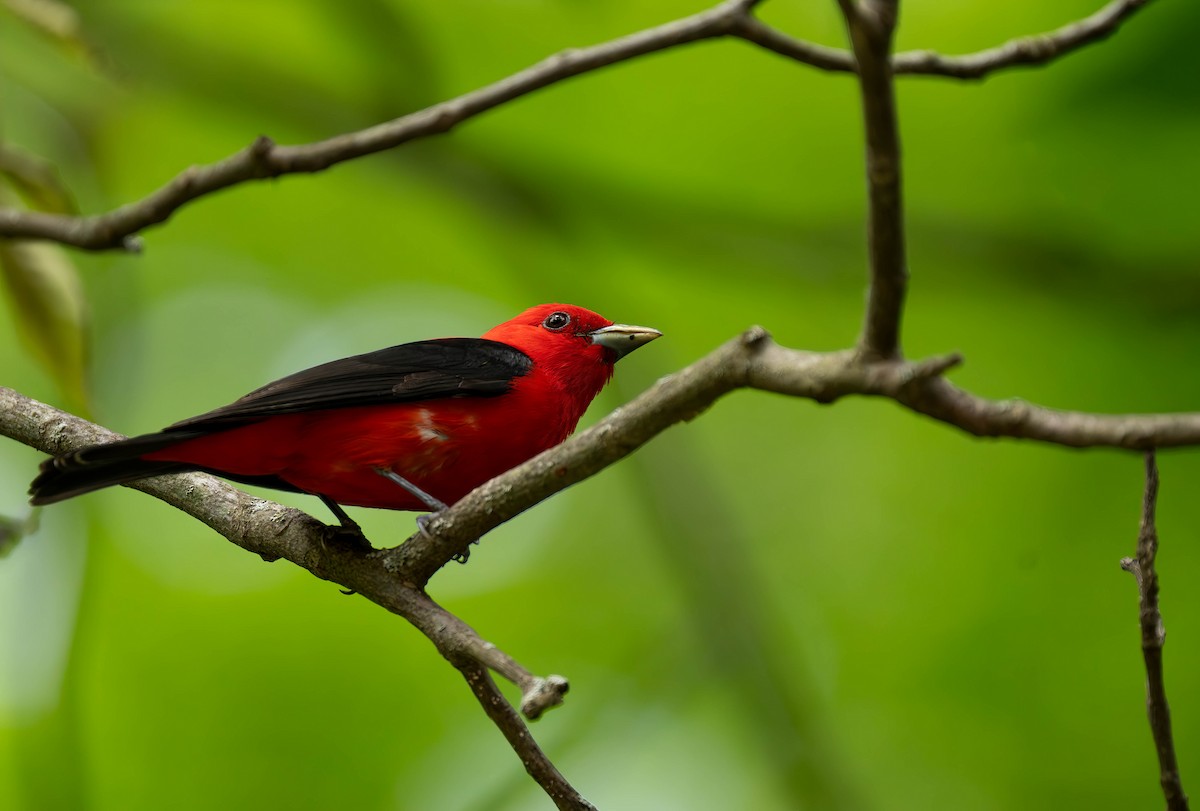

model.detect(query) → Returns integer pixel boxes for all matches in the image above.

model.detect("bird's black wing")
[165,338,532,431]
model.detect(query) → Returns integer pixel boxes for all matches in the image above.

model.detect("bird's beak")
[588,323,662,360]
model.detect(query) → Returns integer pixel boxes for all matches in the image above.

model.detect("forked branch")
[739,0,1155,78]
[0,0,1156,250]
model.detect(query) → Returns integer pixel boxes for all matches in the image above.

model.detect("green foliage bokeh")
[2,1,1199,809]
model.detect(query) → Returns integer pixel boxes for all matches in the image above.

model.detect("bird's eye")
[542,311,571,331]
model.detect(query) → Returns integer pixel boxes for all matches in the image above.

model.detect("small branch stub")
[522,675,570,721]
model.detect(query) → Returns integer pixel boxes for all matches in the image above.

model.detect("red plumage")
[30,304,660,517]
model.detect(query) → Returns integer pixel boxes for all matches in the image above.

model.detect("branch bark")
[0,0,759,249]
[1121,453,1189,811]
[838,0,907,360]
[737,0,1155,78]
[891,0,1156,79]
[460,664,595,811]
[0,0,1157,249]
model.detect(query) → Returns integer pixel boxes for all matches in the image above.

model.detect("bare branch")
[894,378,1200,449]
[1120,453,1190,811]
[0,0,755,249]
[732,16,857,71]
[734,0,1154,79]
[459,663,596,811]
[0,0,1157,250]
[894,0,1156,79]
[837,0,907,360]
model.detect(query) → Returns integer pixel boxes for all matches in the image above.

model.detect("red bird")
[30,304,660,529]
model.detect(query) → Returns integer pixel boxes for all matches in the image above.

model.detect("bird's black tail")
[29,432,197,505]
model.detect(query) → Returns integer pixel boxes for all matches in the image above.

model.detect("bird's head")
[485,303,660,363]
[483,303,661,398]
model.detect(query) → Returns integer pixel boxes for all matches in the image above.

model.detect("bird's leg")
[320,495,361,532]
[316,496,372,593]
[372,468,454,544]
[373,469,475,563]
[318,494,372,551]
[373,468,448,512]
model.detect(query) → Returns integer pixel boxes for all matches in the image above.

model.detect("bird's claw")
[320,521,373,552]
[415,511,436,539]
[415,511,473,564]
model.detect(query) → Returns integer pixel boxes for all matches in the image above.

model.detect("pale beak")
[588,323,662,360]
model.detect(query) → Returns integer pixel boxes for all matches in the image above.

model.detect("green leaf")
[0,143,78,215]
[0,238,90,415]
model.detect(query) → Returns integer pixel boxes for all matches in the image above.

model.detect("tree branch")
[1120,453,1189,811]
[459,663,595,811]
[0,1,1157,250]
[838,0,907,360]
[732,15,857,71]
[0,0,759,249]
[893,0,1156,79]
[734,0,1155,79]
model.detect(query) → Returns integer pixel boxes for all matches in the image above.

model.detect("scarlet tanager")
[29,304,661,529]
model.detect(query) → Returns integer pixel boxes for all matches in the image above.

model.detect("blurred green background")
[3,1,1199,809]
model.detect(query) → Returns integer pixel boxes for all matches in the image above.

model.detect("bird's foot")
[415,511,437,539]
[322,521,373,552]
[317,495,372,551]
[318,519,372,595]
[414,511,473,564]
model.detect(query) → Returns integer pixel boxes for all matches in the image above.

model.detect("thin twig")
[893,0,1156,79]
[459,663,596,811]
[1120,453,1189,811]
[732,16,855,70]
